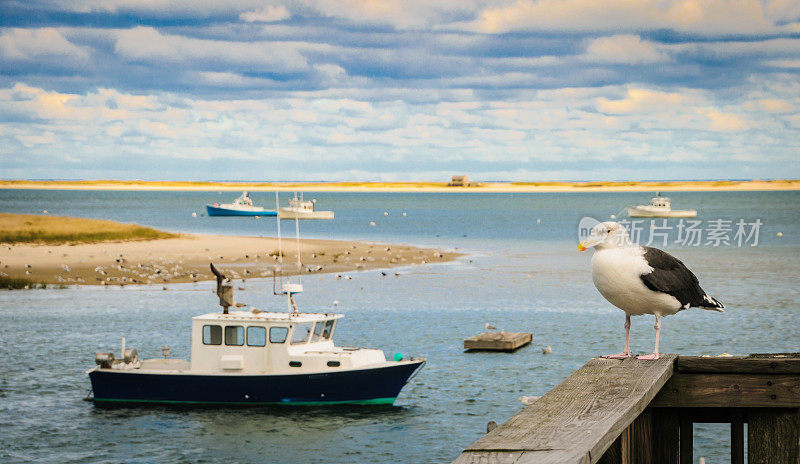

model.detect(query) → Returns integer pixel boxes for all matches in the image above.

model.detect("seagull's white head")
[578,221,632,251]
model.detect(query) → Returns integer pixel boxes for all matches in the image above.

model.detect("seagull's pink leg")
[637,315,661,360]
[602,314,632,359]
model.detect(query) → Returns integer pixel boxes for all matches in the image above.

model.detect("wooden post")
[679,416,692,464]
[651,408,679,464]
[731,408,744,464]
[748,408,800,464]
[624,408,653,464]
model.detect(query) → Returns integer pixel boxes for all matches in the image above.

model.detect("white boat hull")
[278,208,334,220]
[627,206,697,218]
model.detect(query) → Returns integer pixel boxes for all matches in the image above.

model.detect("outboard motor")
[95,352,115,368]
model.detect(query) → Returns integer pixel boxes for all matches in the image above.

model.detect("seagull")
[485,322,497,331]
[579,221,723,360]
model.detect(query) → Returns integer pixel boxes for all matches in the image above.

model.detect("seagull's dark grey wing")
[640,247,724,311]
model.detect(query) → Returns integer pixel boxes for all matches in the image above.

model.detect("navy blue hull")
[205,204,277,217]
[89,361,424,406]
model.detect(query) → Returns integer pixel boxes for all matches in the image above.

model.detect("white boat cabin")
[648,195,671,209]
[189,310,387,375]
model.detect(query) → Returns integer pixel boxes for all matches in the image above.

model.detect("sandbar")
[1,179,799,192]
[0,234,460,287]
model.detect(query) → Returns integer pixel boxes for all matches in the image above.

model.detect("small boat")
[278,193,334,220]
[627,192,697,218]
[206,191,276,217]
[87,217,424,405]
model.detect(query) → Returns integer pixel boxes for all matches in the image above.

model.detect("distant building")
[447,175,482,187]
[448,175,469,186]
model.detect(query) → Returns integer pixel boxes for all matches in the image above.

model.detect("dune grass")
[0,276,50,289]
[0,213,177,245]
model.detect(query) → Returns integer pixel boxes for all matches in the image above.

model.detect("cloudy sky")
[1,1,799,181]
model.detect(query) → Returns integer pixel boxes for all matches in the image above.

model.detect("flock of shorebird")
[5,243,449,287]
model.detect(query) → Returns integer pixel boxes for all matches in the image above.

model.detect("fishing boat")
[86,206,424,406]
[206,191,277,217]
[278,193,334,220]
[627,193,697,218]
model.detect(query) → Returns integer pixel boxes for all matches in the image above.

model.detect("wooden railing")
[452,354,799,464]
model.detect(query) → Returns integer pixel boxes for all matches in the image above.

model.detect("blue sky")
[1,1,799,181]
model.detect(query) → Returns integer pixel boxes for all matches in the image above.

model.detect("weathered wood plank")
[455,450,591,464]
[676,356,800,374]
[747,408,800,464]
[597,435,621,464]
[651,374,800,408]
[464,332,532,351]
[456,355,677,464]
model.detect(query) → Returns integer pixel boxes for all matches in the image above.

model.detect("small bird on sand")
[579,222,723,360]
[485,323,497,331]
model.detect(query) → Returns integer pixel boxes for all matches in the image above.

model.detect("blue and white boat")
[86,265,425,406]
[206,191,276,217]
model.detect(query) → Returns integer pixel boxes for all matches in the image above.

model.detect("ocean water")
[0,189,798,463]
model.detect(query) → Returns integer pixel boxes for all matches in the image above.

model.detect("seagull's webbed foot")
[636,353,660,360]
[601,351,632,359]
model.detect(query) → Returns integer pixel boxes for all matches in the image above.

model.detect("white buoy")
[369,221,376,226]
[383,211,388,216]
[536,218,541,223]
[610,214,617,219]
[192,212,197,217]
[777,232,783,237]
[402,212,407,217]
[43,210,48,214]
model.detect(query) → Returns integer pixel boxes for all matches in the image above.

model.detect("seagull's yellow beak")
[578,242,587,251]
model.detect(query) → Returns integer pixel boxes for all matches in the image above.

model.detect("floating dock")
[452,353,800,463]
[464,332,532,352]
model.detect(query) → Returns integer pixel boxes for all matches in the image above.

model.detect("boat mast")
[274,191,303,314]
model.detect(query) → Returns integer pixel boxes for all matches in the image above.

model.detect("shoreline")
[1,179,799,192]
[0,233,461,287]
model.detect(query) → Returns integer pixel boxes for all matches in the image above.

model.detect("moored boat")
[278,194,334,220]
[206,191,277,217]
[627,192,697,218]
[87,268,424,405]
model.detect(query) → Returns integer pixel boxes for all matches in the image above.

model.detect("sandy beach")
[0,234,460,287]
[1,179,799,192]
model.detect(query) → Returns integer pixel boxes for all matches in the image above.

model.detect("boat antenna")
[272,191,302,314]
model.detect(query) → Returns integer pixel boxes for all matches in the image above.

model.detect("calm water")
[1,189,798,463]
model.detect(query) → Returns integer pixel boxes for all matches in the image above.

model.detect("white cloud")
[240,5,291,22]
[582,35,669,64]
[114,27,310,72]
[699,108,750,131]
[0,28,89,61]
[597,88,692,114]
[456,0,794,35]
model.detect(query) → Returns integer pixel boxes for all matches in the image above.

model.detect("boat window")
[310,321,325,342]
[203,325,222,345]
[290,322,313,344]
[247,326,266,347]
[270,327,289,343]
[322,320,335,339]
[225,326,244,346]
